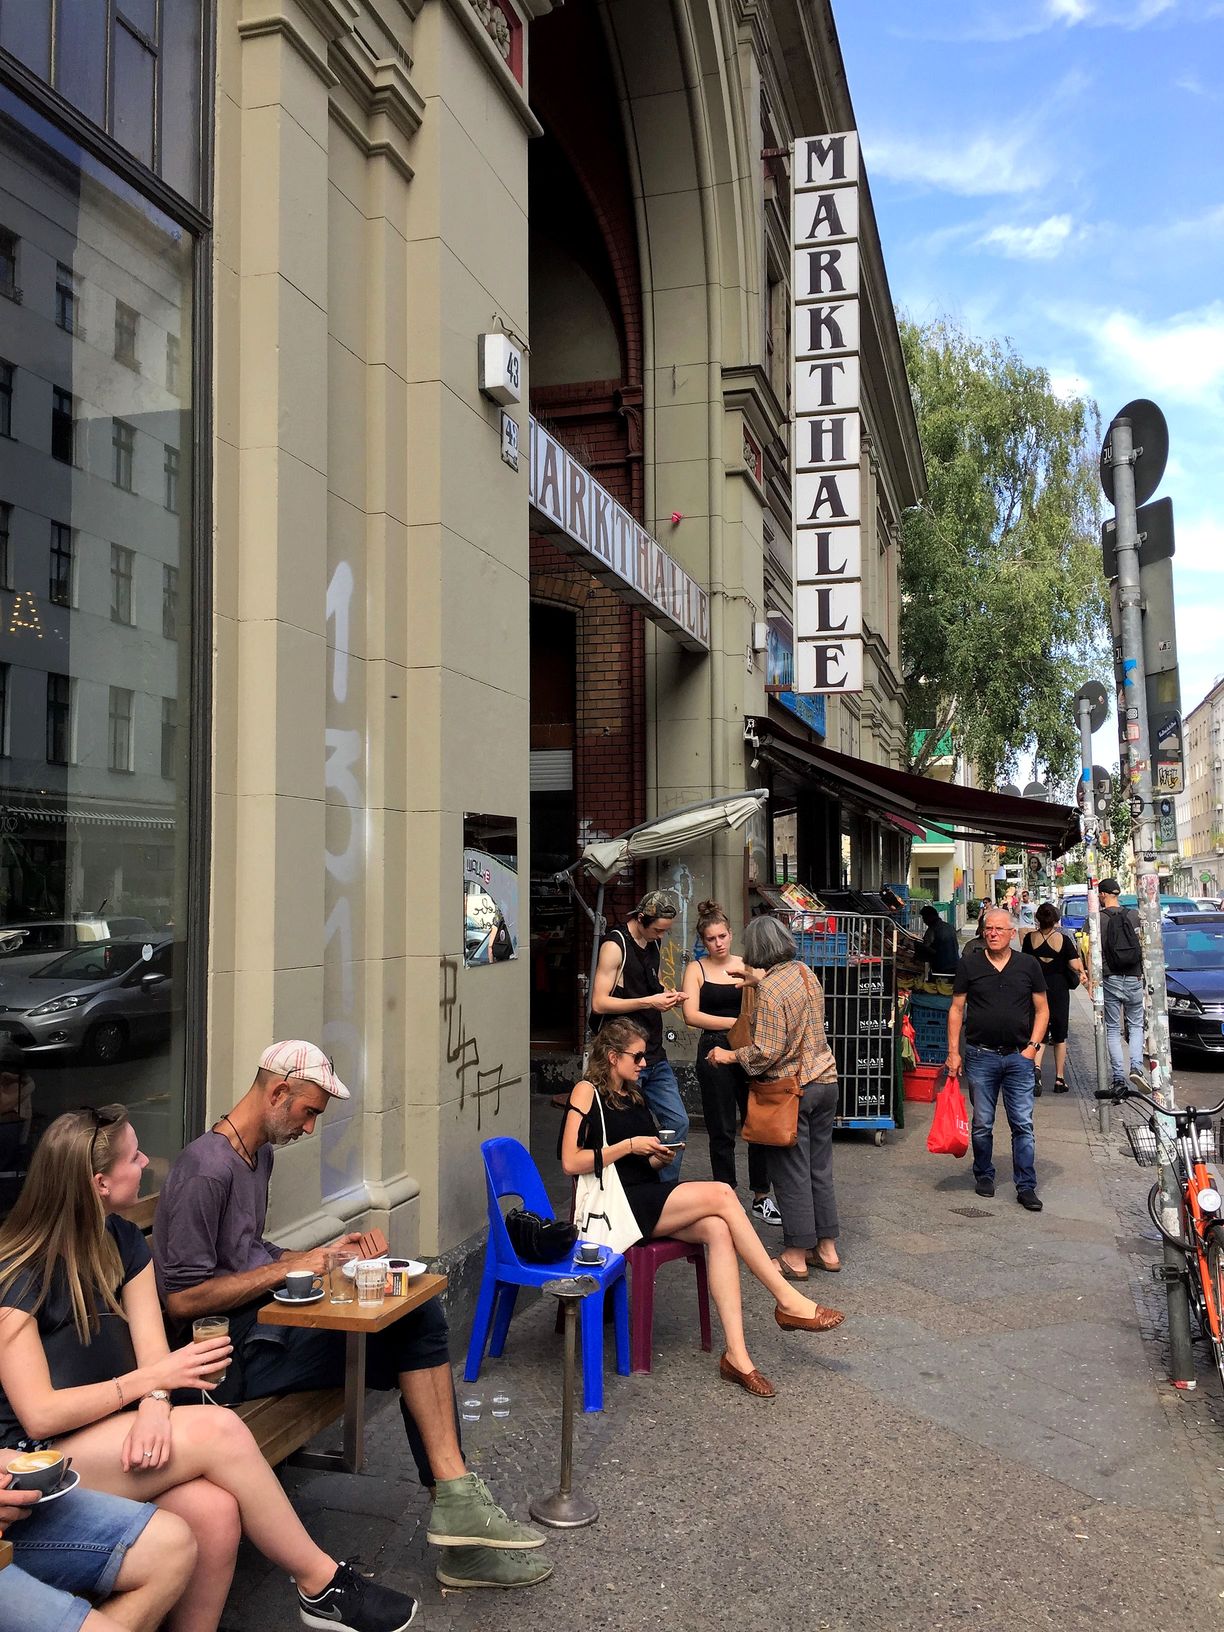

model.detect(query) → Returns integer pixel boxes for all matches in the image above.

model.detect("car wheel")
[84,1019,127,1065]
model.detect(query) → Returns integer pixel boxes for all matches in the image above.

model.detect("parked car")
[1120,893,1199,916]
[0,917,155,977]
[1162,912,1224,1060]
[1189,898,1222,913]
[0,937,175,1064]
[1059,888,1088,931]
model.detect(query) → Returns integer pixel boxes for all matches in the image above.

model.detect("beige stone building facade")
[1176,679,1224,898]
[0,0,924,1263]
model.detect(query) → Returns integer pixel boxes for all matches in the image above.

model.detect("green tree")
[901,318,1110,785]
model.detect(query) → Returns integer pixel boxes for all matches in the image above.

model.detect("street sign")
[1202,871,1214,885]
[1100,398,1168,506]
[1101,496,1174,580]
[998,782,1022,798]
[1157,795,1178,852]
[1022,781,1048,801]
[1140,557,1179,677]
[1072,681,1109,734]
[1152,709,1184,793]
[1092,766,1112,816]
[1129,794,1144,818]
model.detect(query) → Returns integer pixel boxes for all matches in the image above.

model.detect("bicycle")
[1096,1079,1224,1389]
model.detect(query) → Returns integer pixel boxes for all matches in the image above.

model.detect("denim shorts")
[3,1486,156,1632]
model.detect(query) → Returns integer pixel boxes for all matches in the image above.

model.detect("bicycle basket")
[1122,1122,1160,1167]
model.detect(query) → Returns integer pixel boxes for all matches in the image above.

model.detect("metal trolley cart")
[751,885,902,1141]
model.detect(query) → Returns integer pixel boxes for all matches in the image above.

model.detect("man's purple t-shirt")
[154,1131,283,1308]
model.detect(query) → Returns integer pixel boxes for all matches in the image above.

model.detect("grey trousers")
[766,1077,840,1247]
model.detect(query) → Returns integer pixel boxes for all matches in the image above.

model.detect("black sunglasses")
[79,1105,121,1171]
[619,1050,647,1066]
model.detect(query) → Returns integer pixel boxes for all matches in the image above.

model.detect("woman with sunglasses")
[560,1018,843,1401]
[0,1106,421,1632]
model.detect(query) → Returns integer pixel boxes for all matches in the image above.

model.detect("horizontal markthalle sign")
[528,417,710,652]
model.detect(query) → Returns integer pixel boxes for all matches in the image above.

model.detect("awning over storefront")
[750,719,1081,855]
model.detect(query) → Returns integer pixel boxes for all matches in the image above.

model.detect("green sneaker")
[436,1547,553,1589]
[427,1474,546,1549]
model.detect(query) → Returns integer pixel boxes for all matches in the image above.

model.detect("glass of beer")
[192,1315,230,1386]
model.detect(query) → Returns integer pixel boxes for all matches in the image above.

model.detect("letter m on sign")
[797,131,859,189]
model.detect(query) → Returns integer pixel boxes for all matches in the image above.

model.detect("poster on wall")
[463,814,519,966]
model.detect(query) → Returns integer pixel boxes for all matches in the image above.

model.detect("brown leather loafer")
[775,1303,845,1333]
[719,1352,776,1398]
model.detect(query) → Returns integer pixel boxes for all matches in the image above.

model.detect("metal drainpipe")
[672,0,731,900]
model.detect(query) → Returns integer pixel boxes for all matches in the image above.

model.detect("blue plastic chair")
[464,1136,630,1412]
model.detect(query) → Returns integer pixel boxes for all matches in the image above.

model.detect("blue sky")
[833,0,1224,738]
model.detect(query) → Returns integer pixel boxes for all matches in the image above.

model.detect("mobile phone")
[661,1141,686,1151]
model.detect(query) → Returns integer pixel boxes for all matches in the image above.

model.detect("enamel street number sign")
[790,130,863,695]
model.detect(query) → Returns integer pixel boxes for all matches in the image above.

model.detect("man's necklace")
[217,1113,257,1170]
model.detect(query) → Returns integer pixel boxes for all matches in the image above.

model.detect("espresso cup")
[6,1449,64,1493]
[283,1269,319,1300]
[577,1242,601,1265]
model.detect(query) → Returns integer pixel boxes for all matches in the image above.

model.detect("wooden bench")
[120,1195,346,1470]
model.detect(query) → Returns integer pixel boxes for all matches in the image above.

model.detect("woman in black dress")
[1022,902,1087,1093]
[680,900,777,1223]
[561,1019,843,1400]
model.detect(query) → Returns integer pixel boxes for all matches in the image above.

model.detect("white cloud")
[1048,369,1095,402]
[1171,517,1224,574]
[867,129,1049,196]
[893,0,1175,41]
[978,214,1079,259]
[1096,304,1224,410]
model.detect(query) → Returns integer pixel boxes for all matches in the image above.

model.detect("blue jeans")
[6,1486,155,1632]
[1103,974,1145,1080]
[963,1045,1037,1194]
[638,1058,688,1184]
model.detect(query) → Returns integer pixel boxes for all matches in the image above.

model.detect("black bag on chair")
[504,1207,577,1265]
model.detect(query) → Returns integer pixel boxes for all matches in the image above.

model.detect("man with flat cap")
[154,1041,550,1593]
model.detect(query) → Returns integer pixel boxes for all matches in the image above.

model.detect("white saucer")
[342,1257,427,1280]
[33,1469,80,1504]
[273,1288,325,1305]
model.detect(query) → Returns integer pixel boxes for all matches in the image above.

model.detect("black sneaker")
[974,1177,995,1198]
[298,1562,419,1631]
[1017,1189,1043,1212]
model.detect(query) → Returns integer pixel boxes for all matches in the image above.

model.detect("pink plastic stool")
[626,1237,712,1373]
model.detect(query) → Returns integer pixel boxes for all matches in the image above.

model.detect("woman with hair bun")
[680,901,780,1225]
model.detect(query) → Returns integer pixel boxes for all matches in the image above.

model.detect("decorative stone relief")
[470,0,513,62]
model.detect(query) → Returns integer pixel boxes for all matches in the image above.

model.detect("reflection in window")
[51,388,74,463]
[112,418,135,489]
[46,673,72,764]
[55,263,80,334]
[164,445,179,513]
[115,301,139,367]
[50,523,74,607]
[0,362,12,438]
[110,544,134,624]
[0,228,17,299]
[0,503,11,591]
[161,697,177,779]
[109,687,134,772]
[162,564,179,640]
[166,333,180,393]
[0,664,8,756]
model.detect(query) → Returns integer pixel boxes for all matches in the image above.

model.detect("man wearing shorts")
[1,1474,194,1631]
[153,1041,549,1593]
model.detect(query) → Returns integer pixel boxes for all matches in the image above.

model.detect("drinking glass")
[192,1315,229,1386]
[491,1393,511,1420]
[460,1396,483,1423]
[355,1261,386,1307]
[326,1250,353,1304]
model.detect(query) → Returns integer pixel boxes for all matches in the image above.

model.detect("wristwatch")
[143,1389,171,1404]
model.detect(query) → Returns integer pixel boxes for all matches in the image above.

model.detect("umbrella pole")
[582,882,606,1065]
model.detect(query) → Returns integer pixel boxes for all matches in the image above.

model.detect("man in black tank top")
[590,888,689,1181]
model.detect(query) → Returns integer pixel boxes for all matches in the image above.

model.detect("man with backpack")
[589,888,689,1181]
[1099,879,1145,1088]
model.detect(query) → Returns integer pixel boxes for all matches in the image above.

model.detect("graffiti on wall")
[440,956,521,1130]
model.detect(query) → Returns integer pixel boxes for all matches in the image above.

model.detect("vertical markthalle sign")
[790,131,863,696]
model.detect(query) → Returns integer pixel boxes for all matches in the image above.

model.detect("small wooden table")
[258,1272,447,1473]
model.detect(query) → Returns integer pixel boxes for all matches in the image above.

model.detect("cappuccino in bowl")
[6,1449,64,1493]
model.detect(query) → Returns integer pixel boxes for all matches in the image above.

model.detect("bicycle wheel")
[1206,1231,1224,1387]
[1147,1180,1191,1253]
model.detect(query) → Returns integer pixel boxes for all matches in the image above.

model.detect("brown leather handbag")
[725,983,757,1051]
[741,1075,802,1146]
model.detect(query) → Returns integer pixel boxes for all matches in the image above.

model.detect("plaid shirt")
[733,959,837,1085]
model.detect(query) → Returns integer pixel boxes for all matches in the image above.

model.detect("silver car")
[0,938,175,1064]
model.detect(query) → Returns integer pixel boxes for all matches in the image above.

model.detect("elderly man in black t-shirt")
[947,907,1050,1212]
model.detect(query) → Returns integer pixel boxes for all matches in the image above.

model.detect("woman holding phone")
[561,1018,843,1401]
[680,900,779,1224]
[0,1106,421,1632]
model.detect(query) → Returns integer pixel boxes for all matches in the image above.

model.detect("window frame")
[0,360,13,439]
[161,695,177,780]
[46,671,74,766]
[110,541,135,624]
[49,521,74,607]
[162,562,179,640]
[112,416,135,490]
[108,685,135,774]
[51,385,75,463]
[114,299,139,367]
[54,261,80,334]
[163,443,179,512]
[0,501,11,591]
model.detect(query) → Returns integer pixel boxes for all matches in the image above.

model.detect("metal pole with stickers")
[1101,399,1194,1387]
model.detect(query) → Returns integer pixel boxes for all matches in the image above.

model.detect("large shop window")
[0,86,195,1210]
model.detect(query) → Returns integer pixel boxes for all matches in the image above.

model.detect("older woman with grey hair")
[708,914,842,1278]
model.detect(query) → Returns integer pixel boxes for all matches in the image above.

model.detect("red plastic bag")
[926,1073,970,1158]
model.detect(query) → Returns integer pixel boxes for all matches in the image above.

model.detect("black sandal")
[1053,1077,1069,1093]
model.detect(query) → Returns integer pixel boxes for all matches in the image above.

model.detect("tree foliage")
[900,318,1110,786]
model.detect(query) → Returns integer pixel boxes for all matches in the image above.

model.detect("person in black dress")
[680,900,778,1223]
[560,1019,844,1401]
[1022,902,1087,1093]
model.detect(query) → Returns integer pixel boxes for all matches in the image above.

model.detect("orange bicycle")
[1098,1080,1224,1388]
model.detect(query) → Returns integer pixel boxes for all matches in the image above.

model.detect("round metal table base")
[529,1487,600,1528]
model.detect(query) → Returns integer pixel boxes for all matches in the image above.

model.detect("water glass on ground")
[491,1393,511,1419]
[355,1260,387,1307]
[192,1315,229,1386]
[460,1396,483,1423]
[326,1249,353,1304]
